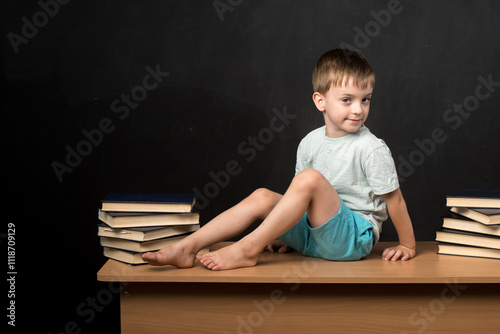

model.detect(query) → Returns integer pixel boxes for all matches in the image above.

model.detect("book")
[98,209,199,228]
[100,234,191,252]
[442,213,500,237]
[437,243,500,260]
[103,247,147,265]
[103,246,211,265]
[450,207,500,226]
[446,189,500,209]
[435,228,500,250]
[97,223,200,242]
[101,192,196,213]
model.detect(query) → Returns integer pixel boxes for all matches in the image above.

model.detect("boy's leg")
[142,188,282,267]
[197,168,341,270]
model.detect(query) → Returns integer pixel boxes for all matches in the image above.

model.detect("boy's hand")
[264,239,292,253]
[382,244,416,261]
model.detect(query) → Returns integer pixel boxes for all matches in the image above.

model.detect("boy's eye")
[341,98,351,103]
[362,97,371,103]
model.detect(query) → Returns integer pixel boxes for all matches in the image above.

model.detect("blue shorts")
[278,199,375,261]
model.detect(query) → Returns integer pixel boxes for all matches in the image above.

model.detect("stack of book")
[97,192,201,265]
[436,189,500,260]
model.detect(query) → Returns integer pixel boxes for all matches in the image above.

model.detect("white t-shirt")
[295,125,400,240]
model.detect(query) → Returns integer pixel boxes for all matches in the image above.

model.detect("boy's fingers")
[383,246,416,261]
[278,245,291,253]
[390,249,403,261]
[382,248,395,260]
[382,249,390,260]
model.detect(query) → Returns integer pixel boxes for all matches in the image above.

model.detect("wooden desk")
[97,242,500,333]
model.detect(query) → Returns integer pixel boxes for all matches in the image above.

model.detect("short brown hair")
[312,49,375,94]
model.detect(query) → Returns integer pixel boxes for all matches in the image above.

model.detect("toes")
[142,252,157,264]
[198,253,219,270]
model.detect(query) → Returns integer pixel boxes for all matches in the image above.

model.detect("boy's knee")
[293,168,327,190]
[249,188,279,216]
[250,188,275,202]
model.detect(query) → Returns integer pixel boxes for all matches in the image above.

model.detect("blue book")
[437,243,500,260]
[101,192,196,213]
[449,207,500,226]
[436,228,500,250]
[102,247,147,265]
[446,189,500,209]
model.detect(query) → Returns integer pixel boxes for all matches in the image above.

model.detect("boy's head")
[312,49,375,95]
[312,49,375,138]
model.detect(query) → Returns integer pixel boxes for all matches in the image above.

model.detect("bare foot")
[196,242,259,271]
[142,243,196,268]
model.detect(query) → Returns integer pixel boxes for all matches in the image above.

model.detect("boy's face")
[313,77,373,138]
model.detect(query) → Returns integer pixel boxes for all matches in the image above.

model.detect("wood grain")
[98,241,500,284]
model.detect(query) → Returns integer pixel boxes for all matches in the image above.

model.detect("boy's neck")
[324,125,363,138]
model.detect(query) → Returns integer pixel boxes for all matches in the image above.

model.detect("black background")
[3,1,500,333]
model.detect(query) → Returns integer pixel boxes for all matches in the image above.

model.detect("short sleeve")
[295,140,308,175]
[363,143,399,195]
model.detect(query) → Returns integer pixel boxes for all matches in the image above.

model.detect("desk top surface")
[97,241,500,284]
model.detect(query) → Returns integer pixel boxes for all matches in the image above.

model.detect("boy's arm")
[380,188,416,261]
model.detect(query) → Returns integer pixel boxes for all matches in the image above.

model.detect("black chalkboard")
[4,1,500,332]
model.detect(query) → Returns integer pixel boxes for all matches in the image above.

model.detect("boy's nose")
[352,103,363,114]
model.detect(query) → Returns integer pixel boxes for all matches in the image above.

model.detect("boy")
[143,49,416,270]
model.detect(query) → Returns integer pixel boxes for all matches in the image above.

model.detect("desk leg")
[120,283,500,334]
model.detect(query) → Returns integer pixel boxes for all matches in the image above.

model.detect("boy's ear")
[312,92,326,112]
